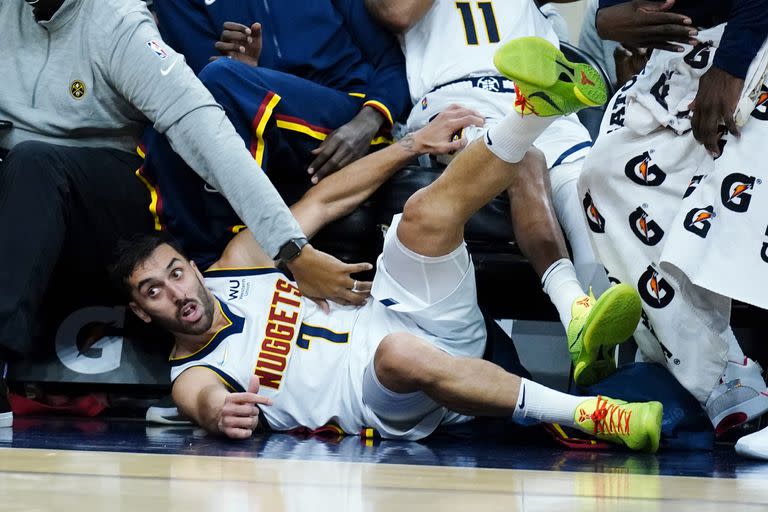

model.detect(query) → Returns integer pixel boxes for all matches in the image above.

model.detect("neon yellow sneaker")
[575,395,663,453]
[567,284,642,387]
[493,36,608,116]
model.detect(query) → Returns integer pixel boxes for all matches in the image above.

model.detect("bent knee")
[5,140,61,165]
[198,58,240,87]
[373,333,433,392]
[1,141,65,184]
[401,187,453,235]
[199,58,271,93]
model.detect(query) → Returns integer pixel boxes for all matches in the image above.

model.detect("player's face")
[127,244,216,336]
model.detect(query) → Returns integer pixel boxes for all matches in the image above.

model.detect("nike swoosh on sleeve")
[160,58,179,76]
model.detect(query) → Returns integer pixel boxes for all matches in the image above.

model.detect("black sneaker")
[145,394,191,425]
[0,363,12,428]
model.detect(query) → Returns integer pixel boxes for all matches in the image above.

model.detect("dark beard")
[150,274,215,336]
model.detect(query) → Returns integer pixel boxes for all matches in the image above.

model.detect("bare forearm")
[365,0,434,32]
[292,134,421,237]
[174,383,228,434]
[210,228,275,270]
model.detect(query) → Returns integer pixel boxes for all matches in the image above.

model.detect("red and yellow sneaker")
[575,395,662,453]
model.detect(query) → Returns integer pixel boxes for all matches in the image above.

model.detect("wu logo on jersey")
[683,175,705,198]
[228,278,250,300]
[751,85,768,121]
[683,206,715,238]
[721,173,757,213]
[625,152,666,186]
[629,206,664,246]
[582,191,605,233]
[638,266,674,309]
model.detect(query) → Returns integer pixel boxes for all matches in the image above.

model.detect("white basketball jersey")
[403,0,558,102]
[169,268,378,434]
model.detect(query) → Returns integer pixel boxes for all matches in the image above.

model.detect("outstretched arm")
[364,0,435,33]
[295,105,484,238]
[104,8,375,306]
[173,368,271,439]
[209,105,483,270]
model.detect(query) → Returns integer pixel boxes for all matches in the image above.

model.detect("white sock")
[541,258,585,329]
[512,378,588,428]
[484,113,556,164]
[549,163,597,268]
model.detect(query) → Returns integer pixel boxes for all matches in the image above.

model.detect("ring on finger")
[351,280,360,293]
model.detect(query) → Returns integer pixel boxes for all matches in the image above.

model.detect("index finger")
[449,114,485,130]
[222,21,252,34]
[228,392,273,406]
[639,10,691,26]
[343,261,375,274]
[308,137,341,176]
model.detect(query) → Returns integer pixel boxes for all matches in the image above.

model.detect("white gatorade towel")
[578,24,768,403]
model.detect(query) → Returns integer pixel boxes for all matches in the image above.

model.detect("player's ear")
[129,301,151,324]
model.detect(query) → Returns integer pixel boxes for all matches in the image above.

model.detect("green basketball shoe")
[567,284,643,387]
[575,395,663,453]
[493,36,608,116]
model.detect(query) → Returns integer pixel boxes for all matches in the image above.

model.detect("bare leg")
[374,331,522,416]
[506,149,570,278]
[372,331,593,430]
[396,140,543,257]
[371,332,664,455]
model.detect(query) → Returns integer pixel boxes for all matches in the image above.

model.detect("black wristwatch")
[275,237,308,265]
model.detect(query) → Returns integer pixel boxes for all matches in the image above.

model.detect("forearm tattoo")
[397,133,420,155]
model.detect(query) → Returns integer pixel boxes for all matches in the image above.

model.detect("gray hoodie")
[0,0,303,256]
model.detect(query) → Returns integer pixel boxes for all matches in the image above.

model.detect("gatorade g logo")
[683,206,715,238]
[629,206,664,246]
[683,42,713,70]
[721,173,756,213]
[55,307,125,374]
[650,71,673,110]
[683,175,705,198]
[625,152,666,186]
[583,191,605,233]
[638,266,675,309]
[752,85,768,121]
[761,226,768,264]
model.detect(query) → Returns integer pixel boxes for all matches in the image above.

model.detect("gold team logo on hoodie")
[70,80,86,100]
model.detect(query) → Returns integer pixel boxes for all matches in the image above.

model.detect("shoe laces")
[579,395,632,436]
[514,83,536,115]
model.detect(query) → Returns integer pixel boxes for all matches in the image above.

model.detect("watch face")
[278,238,307,262]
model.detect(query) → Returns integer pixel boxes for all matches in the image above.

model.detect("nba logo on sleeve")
[146,40,168,60]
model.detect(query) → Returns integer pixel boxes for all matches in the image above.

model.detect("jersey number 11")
[455,1,500,45]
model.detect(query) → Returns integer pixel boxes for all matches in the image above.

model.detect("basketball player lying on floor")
[111,38,662,452]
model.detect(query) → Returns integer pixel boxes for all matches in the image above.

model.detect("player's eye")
[147,287,160,298]
[171,269,183,279]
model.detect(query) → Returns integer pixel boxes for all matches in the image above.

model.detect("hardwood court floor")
[0,418,767,511]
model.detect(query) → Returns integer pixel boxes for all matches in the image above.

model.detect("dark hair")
[109,232,187,298]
